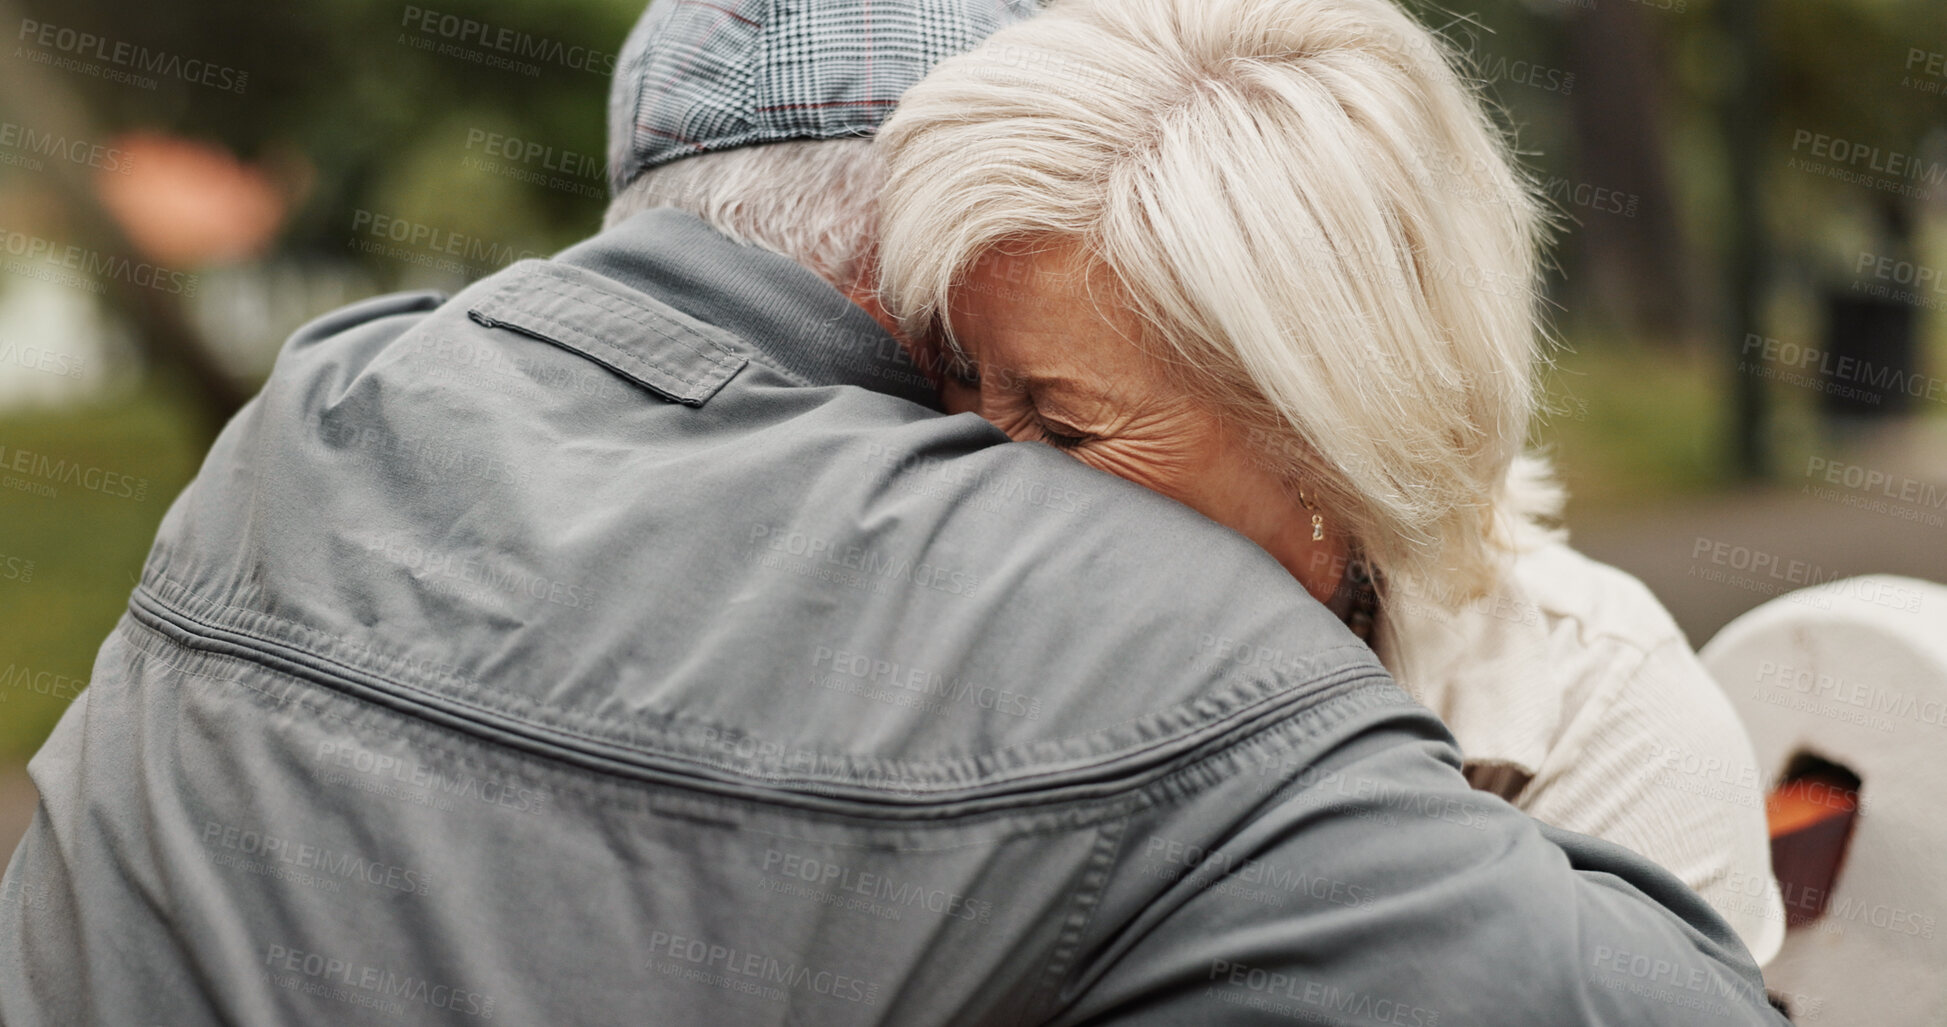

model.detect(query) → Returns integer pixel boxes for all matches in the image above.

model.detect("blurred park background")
[0,0,1944,854]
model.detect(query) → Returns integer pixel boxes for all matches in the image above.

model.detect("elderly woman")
[875,0,1786,962]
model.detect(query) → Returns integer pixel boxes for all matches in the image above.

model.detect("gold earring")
[1298,487,1325,542]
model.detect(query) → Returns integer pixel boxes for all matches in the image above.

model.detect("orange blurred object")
[94,132,289,266]
[1767,777,1858,834]
[1766,773,1860,929]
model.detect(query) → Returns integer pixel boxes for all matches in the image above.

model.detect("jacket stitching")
[115,612,1404,834]
[136,570,1376,793]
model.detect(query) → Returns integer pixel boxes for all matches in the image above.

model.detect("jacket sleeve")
[1046,690,1789,1027]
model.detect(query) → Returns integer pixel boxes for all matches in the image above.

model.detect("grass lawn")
[1533,338,1829,524]
[0,387,207,761]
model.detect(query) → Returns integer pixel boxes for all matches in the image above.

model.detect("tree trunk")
[1563,1,1697,346]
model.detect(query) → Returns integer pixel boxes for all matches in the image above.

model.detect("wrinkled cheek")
[979,408,1045,444]
[1076,443,1195,502]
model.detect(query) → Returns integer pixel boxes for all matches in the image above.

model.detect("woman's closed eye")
[948,356,1108,451]
[1002,387,1099,451]
[1033,414,1093,450]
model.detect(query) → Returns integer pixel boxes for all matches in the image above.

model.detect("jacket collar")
[552,208,939,409]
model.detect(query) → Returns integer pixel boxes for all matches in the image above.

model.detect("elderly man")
[0,1,1785,1024]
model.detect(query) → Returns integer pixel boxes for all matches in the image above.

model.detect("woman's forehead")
[954,245,1152,371]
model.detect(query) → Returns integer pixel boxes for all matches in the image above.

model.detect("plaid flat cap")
[607,0,1041,195]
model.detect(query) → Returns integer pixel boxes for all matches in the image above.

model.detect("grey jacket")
[0,210,1785,1026]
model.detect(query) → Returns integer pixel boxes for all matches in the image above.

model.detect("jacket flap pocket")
[468,259,747,406]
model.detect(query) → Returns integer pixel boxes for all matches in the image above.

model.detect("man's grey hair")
[604,138,882,290]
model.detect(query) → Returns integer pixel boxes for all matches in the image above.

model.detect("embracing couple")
[0,0,1787,1023]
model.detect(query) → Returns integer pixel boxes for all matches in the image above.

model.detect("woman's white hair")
[605,138,882,290]
[877,0,1564,603]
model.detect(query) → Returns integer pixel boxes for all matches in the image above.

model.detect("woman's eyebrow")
[1018,373,1130,425]
[1017,370,1124,405]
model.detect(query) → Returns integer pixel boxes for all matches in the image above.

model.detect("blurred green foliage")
[17,0,643,273]
[1539,341,1724,514]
